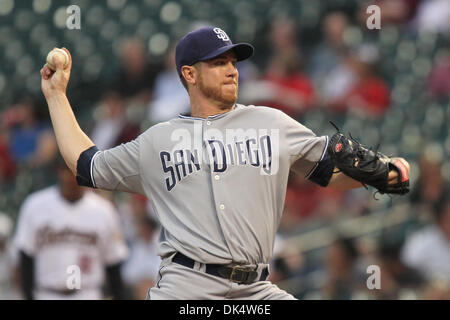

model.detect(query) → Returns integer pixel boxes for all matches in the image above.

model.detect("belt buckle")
[229,265,253,284]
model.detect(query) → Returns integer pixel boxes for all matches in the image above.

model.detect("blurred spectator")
[262,50,316,118]
[401,196,450,281]
[322,237,365,299]
[236,59,260,86]
[413,0,450,34]
[318,53,358,110]
[122,216,161,300]
[0,124,16,182]
[410,154,448,216]
[309,12,350,88]
[329,44,390,117]
[373,240,424,299]
[309,15,359,110]
[280,173,346,232]
[13,159,129,300]
[8,98,57,168]
[112,38,162,103]
[147,46,190,123]
[427,48,450,99]
[422,277,450,299]
[240,19,316,119]
[269,247,306,288]
[117,193,151,245]
[268,17,299,52]
[91,92,140,150]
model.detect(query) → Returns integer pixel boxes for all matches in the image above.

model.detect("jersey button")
[206,121,211,126]
[214,175,220,181]
[219,204,225,210]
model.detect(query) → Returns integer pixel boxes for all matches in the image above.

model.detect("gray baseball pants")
[146,254,296,300]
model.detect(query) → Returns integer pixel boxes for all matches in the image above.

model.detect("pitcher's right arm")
[40,48,94,175]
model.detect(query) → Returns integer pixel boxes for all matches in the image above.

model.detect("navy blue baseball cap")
[176,27,254,78]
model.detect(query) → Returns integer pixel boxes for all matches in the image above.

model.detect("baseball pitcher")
[40,27,410,299]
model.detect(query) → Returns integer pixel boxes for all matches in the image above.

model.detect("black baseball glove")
[327,128,409,195]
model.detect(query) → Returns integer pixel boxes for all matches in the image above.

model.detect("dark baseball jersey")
[77,104,329,265]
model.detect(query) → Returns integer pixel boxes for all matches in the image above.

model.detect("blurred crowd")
[0,0,450,299]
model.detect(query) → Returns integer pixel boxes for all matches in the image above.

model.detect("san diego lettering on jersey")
[160,129,279,191]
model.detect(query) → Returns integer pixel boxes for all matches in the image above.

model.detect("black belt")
[173,252,269,284]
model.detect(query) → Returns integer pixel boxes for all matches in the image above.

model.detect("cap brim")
[200,43,254,63]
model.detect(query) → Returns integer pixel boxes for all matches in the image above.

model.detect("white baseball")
[46,48,69,71]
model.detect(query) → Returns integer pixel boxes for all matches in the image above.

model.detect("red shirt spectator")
[343,77,390,116]
[262,72,316,117]
[329,45,390,117]
[245,49,317,119]
[280,174,346,232]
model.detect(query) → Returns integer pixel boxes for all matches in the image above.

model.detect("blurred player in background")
[13,158,128,300]
[0,212,19,299]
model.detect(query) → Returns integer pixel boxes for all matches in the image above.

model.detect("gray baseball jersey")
[78,104,328,265]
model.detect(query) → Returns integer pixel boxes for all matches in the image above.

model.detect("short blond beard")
[197,67,238,108]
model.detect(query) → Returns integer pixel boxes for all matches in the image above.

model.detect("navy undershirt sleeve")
[308,150,334,187]
[76,145,100,188]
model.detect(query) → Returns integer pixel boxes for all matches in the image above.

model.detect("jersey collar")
[178,104,238,120]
